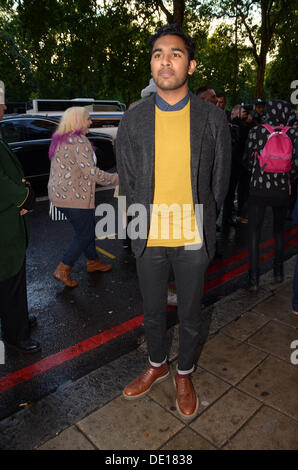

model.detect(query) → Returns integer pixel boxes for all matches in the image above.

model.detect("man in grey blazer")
[117,25,231,419]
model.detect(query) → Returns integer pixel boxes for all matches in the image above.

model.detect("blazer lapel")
[141,95,156,202]
[189,92,209,174]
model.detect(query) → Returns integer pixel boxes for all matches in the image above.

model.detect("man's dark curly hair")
[149,24,196,62]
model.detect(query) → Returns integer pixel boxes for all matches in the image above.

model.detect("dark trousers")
[57,208,98,266]
[248,204,288,273]
[222,166,250,225]
[0,261,30,343]
[136,245,209,372]
[222,166,239,225]
[237,170,250,217]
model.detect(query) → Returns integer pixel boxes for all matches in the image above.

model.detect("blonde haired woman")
[48,106,118,287]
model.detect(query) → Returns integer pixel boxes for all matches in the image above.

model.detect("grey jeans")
[136,245,209,373]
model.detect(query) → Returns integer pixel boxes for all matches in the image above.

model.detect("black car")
[0,115,116,190]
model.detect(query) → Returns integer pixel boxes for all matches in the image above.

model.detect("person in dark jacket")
[222,104,251,229]
[0,81,40,353]
[216,93,231,122]
[117,25,231,420]
[252,98,266,124]
[244,99,298,292]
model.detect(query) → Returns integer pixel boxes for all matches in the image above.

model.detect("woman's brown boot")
[53,262,78,287]
[86,258,112,272]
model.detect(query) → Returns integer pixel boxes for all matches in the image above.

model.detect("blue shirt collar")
[155,91,190,111]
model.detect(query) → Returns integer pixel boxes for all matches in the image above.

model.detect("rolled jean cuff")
[149,357,167,368]
[177,365,195,375]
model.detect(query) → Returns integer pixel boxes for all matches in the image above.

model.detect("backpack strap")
[270,125,291,134]
[262,124,274,133]
[280,126,291,134]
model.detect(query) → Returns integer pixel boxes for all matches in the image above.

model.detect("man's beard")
[154,70,189,91]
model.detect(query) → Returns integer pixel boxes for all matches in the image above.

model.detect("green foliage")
[0,0,296,107]
[265,5,298,102]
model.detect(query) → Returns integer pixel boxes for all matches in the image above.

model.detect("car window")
[0,120,27,143]
[25,119,57,140]
[90,118,120,129]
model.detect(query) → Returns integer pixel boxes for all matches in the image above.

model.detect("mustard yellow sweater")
[147,103,201,247]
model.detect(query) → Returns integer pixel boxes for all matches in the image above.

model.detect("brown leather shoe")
[123,363,169,400]
[53,262,78,287]
[174,373,199,420]
[86,258,112,272]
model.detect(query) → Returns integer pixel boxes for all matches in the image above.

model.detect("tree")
[191,23,255,105]
[155,0,186,25]
[1,0,296,105]
[265,6,298,102]
[116,0,187,26]
[237,0,296,98]
[0,3,35,101]
[207,0,298,98]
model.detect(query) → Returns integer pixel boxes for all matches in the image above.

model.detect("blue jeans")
[57,208,98,266]
[292,254,298,311]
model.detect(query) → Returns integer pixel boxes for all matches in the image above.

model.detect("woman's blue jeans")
[57,208,98,266]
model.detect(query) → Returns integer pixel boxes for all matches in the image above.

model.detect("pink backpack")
[256,124,293,173]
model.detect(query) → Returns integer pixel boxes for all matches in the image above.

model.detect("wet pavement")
[0,256,297,451]
[0,189,298,450]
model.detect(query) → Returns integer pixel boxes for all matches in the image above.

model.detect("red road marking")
[0,306,176,393]
[0,315,143,393]
[206,226,298,276]
[204,234,298,293]
[1,227,298,393]
[205,235,298,292]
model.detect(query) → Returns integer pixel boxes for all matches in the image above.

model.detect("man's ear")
[188,60,197,76]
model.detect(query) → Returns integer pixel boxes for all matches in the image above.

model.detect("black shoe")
[4,338,41,354]
[274,273,284,283]
[273,263,284,283]
[248,270,260,294]
[248,283,259,294]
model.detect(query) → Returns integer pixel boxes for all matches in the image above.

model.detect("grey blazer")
[116,91,231,260]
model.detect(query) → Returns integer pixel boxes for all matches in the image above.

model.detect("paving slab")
[77,395,184,450]
[274,280,293,299]
[3,259,298,451]
[160,427,216,450]
[237,355,298,421]
[38,426,96,450]
[207,287,273,335]
[148,362,231,422]
[220,311,270,342]
[0,349,148,450]
[247,320,298,362]
[190,388,261,448]
[252,294,298,328]
[224,406,298,450]
[198,333,268,385]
